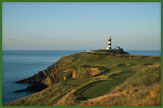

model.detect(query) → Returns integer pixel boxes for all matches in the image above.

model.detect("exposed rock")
[14,83,47,93]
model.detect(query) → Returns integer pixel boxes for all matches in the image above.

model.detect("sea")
[2,50,161,104]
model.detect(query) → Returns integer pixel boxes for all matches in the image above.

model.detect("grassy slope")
[80,63,161,106]
[5,50,161,106]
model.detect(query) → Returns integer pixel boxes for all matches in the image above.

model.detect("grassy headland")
[5,49,161,106]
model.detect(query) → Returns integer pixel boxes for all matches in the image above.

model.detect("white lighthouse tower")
[106,35,112,50]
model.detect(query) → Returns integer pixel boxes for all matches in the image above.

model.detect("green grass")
[77,70,134,99]
[5,50,161,106]
[66,78,91,86]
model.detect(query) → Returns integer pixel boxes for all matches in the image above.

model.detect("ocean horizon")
[2,50,161,104]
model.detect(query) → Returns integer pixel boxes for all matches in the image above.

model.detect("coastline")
[3,50,161,106]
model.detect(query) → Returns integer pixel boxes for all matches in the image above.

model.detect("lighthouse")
[106,35,112,50]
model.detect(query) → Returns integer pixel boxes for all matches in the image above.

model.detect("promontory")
[5,49,161,106]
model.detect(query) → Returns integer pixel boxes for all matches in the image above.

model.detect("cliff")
[16,49,128,90]
[5,49,161,106]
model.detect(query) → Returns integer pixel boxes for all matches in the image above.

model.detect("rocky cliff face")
[16,55,76,90]
[16,50,112,91]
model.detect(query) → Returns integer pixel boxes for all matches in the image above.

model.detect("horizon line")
[2,49,161,51]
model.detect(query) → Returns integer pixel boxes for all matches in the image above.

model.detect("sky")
[2,2,161,50]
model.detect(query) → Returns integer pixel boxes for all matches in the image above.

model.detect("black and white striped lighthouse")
[106,35,112,50]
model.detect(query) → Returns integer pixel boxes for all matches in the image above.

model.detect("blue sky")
[2,2,161,50]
